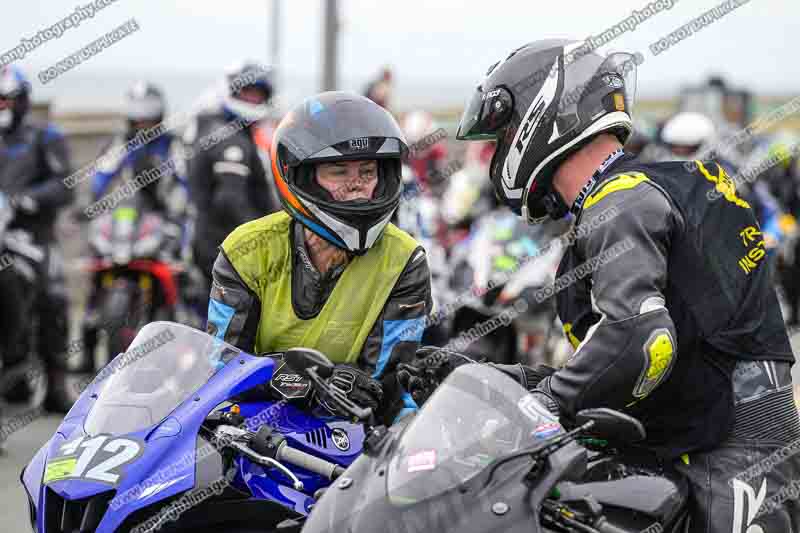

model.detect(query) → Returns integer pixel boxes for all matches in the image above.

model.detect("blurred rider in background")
[91,82,189,231]
[186,61,282,315]
[401,110,449,194]
[0,65,73,411]
[660,111,786,253]
[363,66,394,110]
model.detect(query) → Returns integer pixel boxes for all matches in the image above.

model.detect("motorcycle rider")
[91,82,189,225]
[79,82,193,370]
[401,110,449,194]
[446,40,799,531]
[186,62,282,313]
[760,135,800,325]
[206,91,432,425]
[363,66,394,110]
[0,65,73,411]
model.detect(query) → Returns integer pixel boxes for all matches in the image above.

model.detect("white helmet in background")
[441,166,493,226]
[221,61,274,124]
[660,111,716,159]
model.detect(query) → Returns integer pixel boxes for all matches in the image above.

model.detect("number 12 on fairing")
[44,434,143,485]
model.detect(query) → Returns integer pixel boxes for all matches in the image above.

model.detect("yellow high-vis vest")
[221,211,419,363]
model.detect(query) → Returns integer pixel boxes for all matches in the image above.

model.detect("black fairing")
[303,439,690,533]
[302,440,588,533]
[555,475,688,528]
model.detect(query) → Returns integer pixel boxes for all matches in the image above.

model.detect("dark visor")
[456,86,513,141]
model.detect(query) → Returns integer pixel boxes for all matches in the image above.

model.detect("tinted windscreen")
[386,364,562,505]
[84,322,239,436]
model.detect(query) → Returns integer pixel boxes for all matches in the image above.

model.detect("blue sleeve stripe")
[402,391,418,409]
[208,299,236,341]
[393,392,418,423]
[373,317,425,378]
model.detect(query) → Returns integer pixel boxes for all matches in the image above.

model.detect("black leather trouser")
[674,363,800,533]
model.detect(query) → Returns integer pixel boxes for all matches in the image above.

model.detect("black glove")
[397,346,475,405]
[532,376,561,418]
[483,363,557,391]
[321,365,384,417]
[522,364,557,390]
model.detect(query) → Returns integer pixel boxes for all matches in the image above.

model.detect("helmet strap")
[543,192,569,219]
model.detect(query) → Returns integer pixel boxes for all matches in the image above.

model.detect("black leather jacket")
[536,153,793,459]
[185,111,281,275]
[0,121,73,241]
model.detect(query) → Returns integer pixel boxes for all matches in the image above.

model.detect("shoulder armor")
[584,172,651,209]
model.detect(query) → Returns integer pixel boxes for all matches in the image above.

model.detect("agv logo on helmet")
[349,137,369,151]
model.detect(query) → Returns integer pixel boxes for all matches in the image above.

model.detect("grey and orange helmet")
[271,91,407,254]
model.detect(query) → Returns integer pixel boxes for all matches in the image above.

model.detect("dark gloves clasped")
[397,345,561,417]
[321,364,384,418]
[397,347,474,405]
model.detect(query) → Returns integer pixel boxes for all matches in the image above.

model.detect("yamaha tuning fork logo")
[331,428,350,451]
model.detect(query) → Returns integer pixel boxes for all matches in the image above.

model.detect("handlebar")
[541,498,639,533]
[276,441,346,480]
[226,431,345,493]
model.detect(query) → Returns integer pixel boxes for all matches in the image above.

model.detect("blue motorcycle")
[21,321,378,532]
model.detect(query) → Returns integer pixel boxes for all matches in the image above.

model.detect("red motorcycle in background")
[79,194,203,368]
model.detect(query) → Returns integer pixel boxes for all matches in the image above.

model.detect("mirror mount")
[574,408,646,443]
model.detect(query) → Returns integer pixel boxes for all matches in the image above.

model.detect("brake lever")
[306,366,374,424]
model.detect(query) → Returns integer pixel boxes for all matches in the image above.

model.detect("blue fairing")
[21,322,366,532]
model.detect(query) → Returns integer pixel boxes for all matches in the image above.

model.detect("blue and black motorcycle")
[21,321,377,532]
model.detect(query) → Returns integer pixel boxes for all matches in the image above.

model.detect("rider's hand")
[397,347,474,405]
[521,363,557,391]
[479,363,558,391]
[322,365,384,416]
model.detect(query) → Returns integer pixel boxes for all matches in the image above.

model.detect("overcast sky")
[2,0,798,111]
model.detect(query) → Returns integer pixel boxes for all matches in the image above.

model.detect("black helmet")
[456,39,640,223]
[272,91,407,255]
[0,65,31,133]
[124,81,166,136]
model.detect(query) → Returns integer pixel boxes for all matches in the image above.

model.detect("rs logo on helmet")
[516,100,546,153]
[503,57,560,189]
